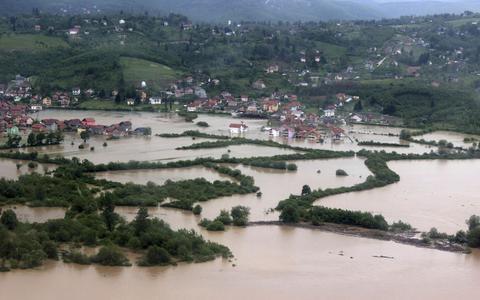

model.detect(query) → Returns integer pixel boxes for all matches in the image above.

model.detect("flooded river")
[1,226,480,300]
[1,110,480,299]
[319,159,480,234]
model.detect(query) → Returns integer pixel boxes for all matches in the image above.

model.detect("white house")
[269,128,280,137]
[30,105,43,111]
[229,122,248,134]
[72,87,81,96]
[324,109,335,117]
[149,97,163,105]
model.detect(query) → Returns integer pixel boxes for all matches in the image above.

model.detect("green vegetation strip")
[0,207,230,271]
[357,141,410,148]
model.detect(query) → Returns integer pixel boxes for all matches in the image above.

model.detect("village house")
[252,80,266,90]
[64,119,82,130]
[194,87,207,98]
[149,97,162,105]
[31,123,47,133]
[266,64,279,73]
[42,97,52,107]
[30,105,42,111]
[7,125,20,136]
[82,118,96,127]
[69,27,80,35]
[72,87,81,96]
[229,122,248,134]
[262,99,280,113]
[323,105,336,117]
[240,95,249,102]
[42,119,59,131]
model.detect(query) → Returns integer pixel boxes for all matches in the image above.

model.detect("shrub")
[279,204,300,223]
[196,121,209,127]
[91,245,131,266]
[192,204,202,215]
[0,209,18,230]
[139,245,172,266]
[389,220,413,232]
[231,206,250,226]
[28,162,38,169]
[206,220,225,231]
[336,169,348,176]
[286,163,297,171]
[467,227,480,248]
[63,251,91,265]
[214,210,232,225]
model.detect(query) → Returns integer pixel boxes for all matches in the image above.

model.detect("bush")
[139,245,172,266]
[91,245,131,266]
[467,227,480,248]
[389,220,413,232]
[279,204,300,223]
[231,206,250,226]
[196,121,209,127]
[63,251,91,265]
[214,210,232,225]
[0,209,18,230]
[27,162,38,169]
[336,169,348,176]
[286,163,297,171]
[192,204,202,215]
[206,220,225,231]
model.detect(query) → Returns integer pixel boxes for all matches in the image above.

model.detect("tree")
[466,215,480,231]
[80,131,90,144]
[101,194,119,231]
[279,205,300,223]
[214,210,232,225]
[1,209,18,230]
[230,206,250,226]
[301,185,311,196]
[353,100,363,112]
[192,204,202,215]
[400,129,411,140]
[27,133,36,146]
[6,135,21,148]
[36,133,45,145]
[467,227,480,248]
[141,245,171,265]
[134,207,149,235]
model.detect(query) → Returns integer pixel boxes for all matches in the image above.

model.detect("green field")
[0,34,68,51]
[120,57,183,91]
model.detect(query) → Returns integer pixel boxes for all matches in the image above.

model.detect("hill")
[1,0,480,22]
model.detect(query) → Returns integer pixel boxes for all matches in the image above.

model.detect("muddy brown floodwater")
[1,226,480,300]
[1,111,480,299]
[319,159,480,234]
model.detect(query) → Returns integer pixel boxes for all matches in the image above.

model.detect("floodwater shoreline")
[248,221,469,254]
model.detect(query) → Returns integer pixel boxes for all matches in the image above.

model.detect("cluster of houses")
[31,118,151,137]
[0,102,32,136]
[2,75,32,102]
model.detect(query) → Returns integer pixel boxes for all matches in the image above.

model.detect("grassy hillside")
[0,34,68,51]
[120,57,183,91]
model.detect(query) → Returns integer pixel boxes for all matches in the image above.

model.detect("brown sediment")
[248,221,469,254]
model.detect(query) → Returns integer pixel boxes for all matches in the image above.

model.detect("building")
[229,122,248,134]
[149,97,163,105]
[72,87,81,96]
[82,118,96,127]
[252,80,266,90]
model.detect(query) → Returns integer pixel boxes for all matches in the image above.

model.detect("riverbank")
[248,221,469,254]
